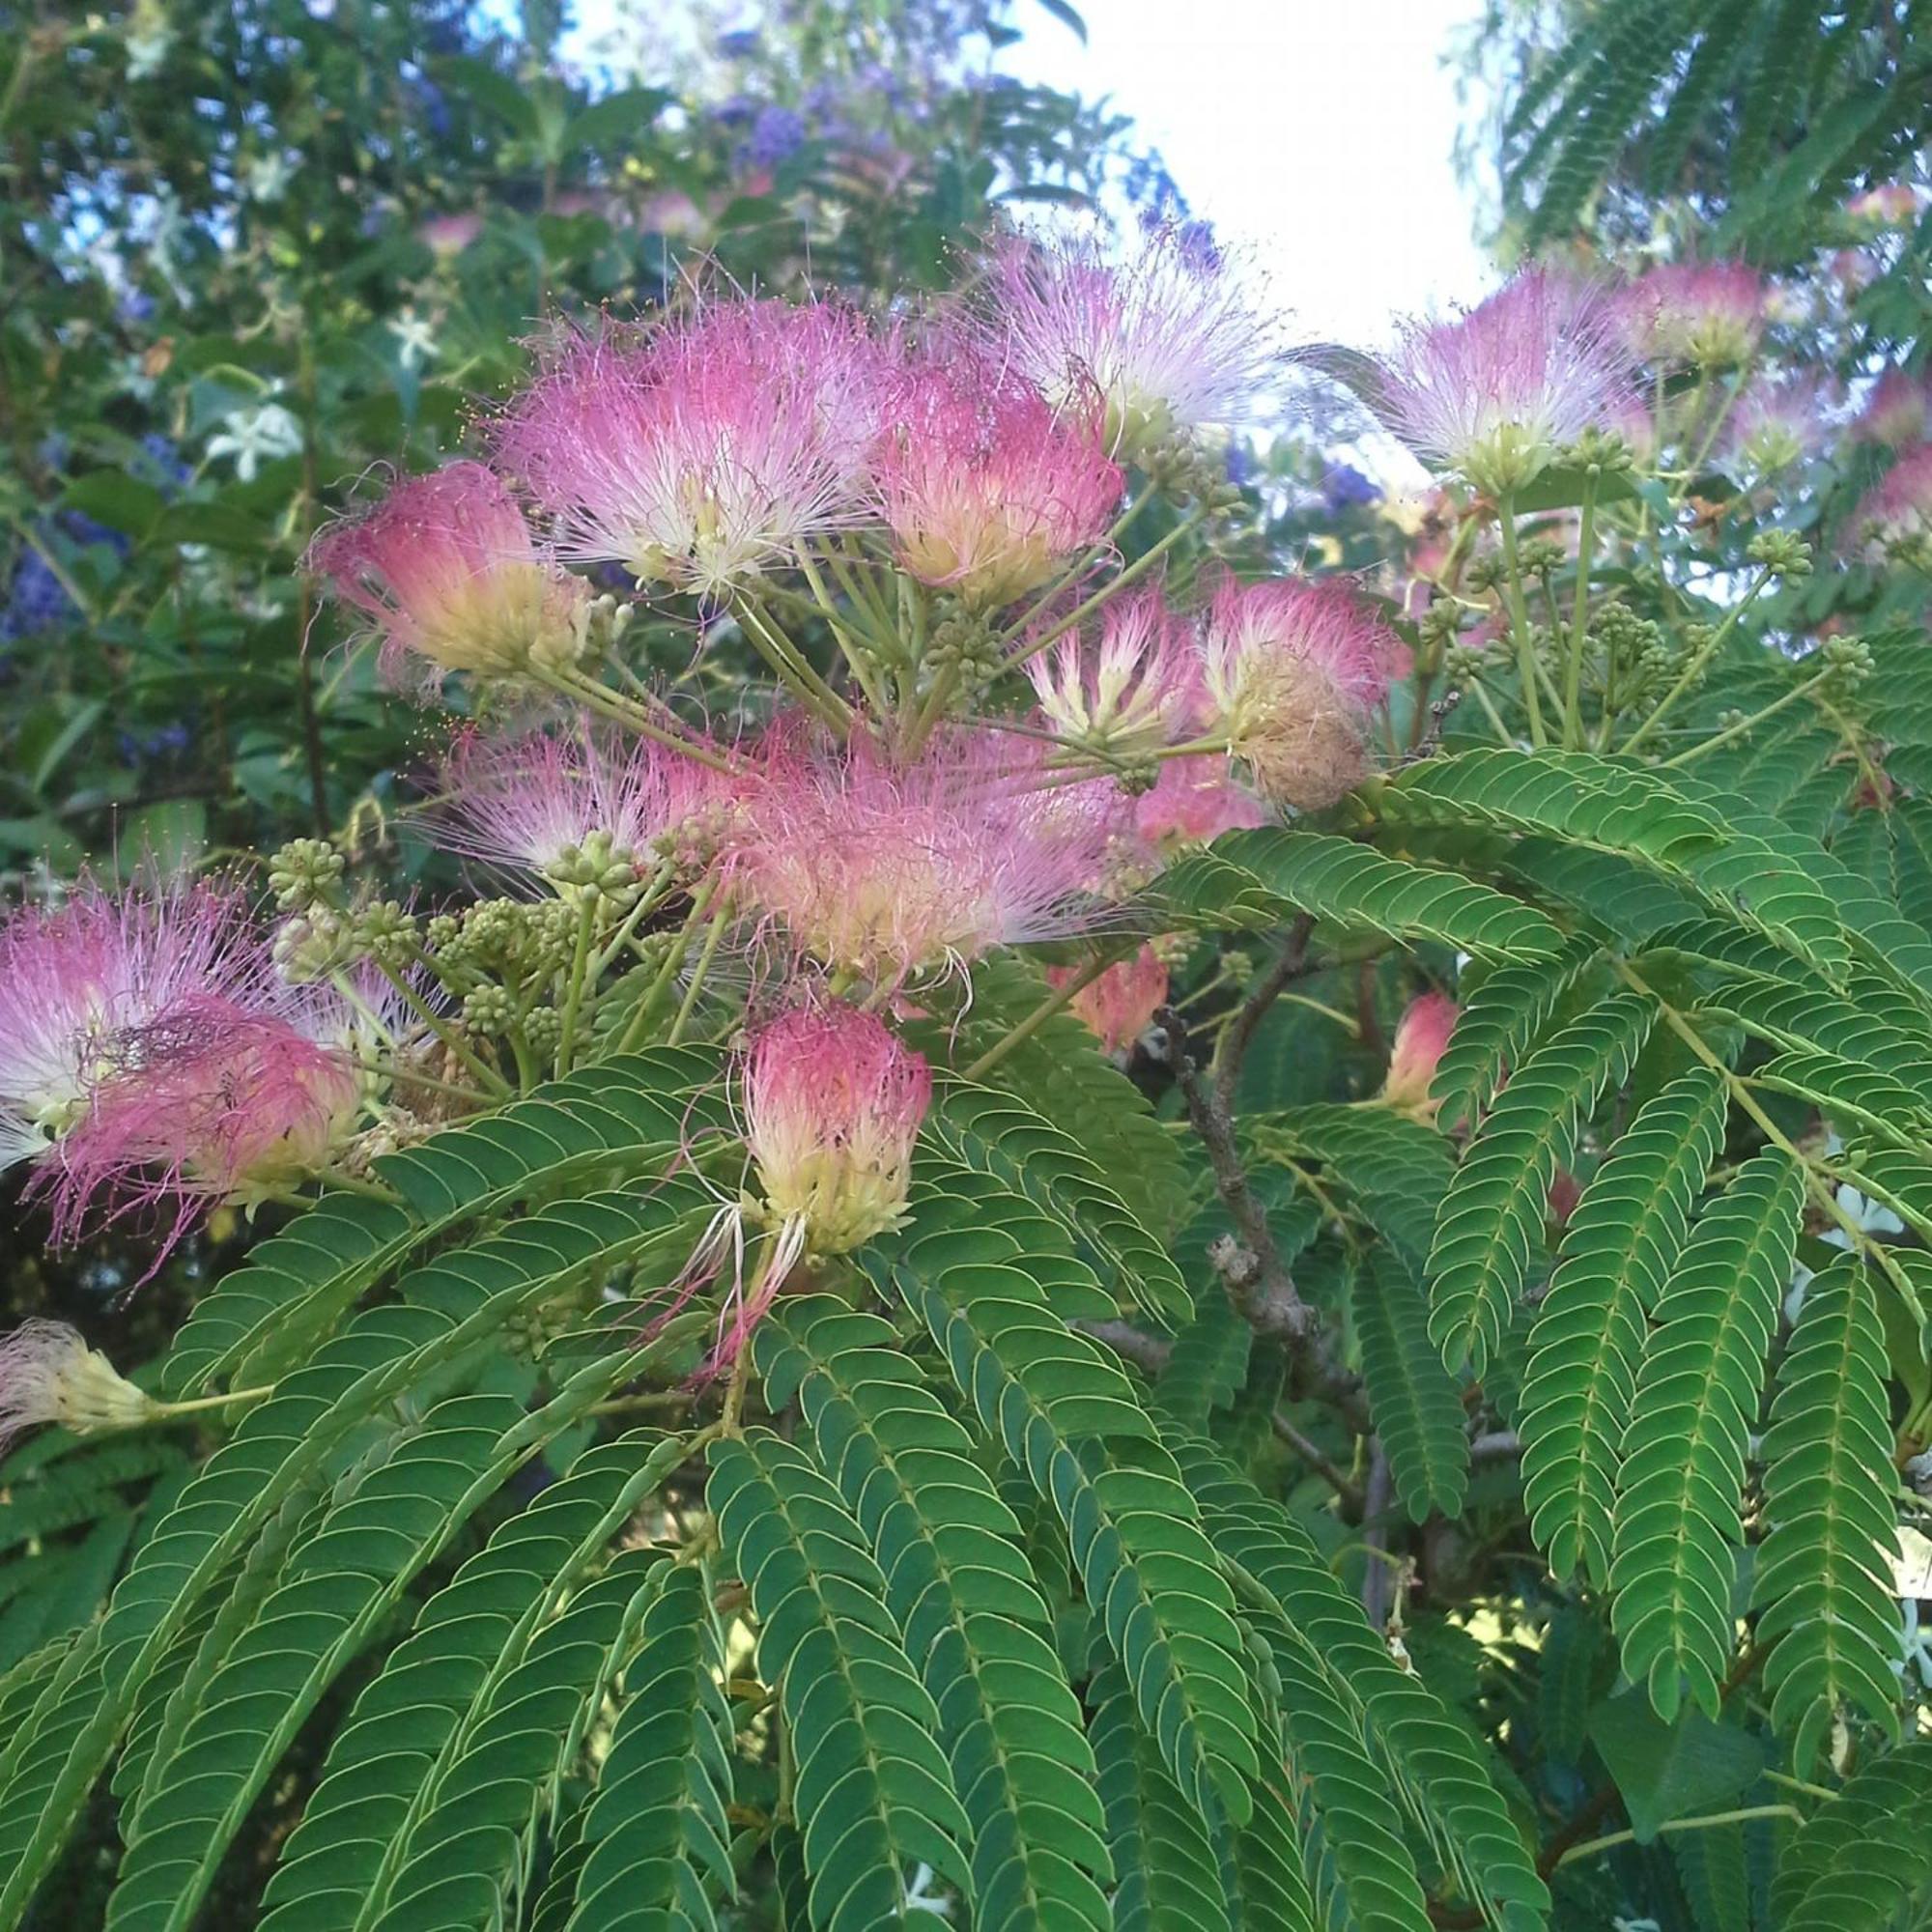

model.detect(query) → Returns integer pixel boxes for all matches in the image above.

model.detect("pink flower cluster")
[1376,270,1637,497]
[0,880,361,1261]
[310,233,1273,680]
[1618,262,1766,367]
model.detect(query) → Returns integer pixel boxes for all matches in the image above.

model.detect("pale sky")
[994,0,1495,349]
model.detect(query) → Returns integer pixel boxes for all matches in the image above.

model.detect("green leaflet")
[1610,1151,1805,1721]
[1179,1442,1548,1932]
[0,1176,712,1927]
[1251,1104,1452,1278]
[1381,748,1851,980]
[1772,1739,1932,1932]
[568,1562,738,1931]
[104,1392,530,1932]
[1752,1258,1904,1765]
[756,1294,1114,1932]
[1426,990,1657,1376]
[1430,938,1606,1134]
[255,1433,698,1932]
[1150,827,1566,961]
[1090,1660,1237,1930]
[1519,1067,1729,1587]
[708,1433,976,1931]
[1352,1245,1468,1523]
[877,1198,1264,1831]
[923,1080,1191,1324]
[162,1045,724,1397]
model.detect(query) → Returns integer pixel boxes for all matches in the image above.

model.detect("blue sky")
[994,0,1494,349]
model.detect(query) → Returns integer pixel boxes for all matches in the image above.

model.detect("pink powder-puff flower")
[656,998,932,1379]
[308,462,591,682]
[873,342,1123,609]
[984,221,1276,456]
[1132,753,1270,849]
[31,997,361,1251]
[438,726,724,895]
[0,879,262,1171]
[1376,270,1636,498]
[1852,369,1931,446]
[1049,945,1170,1055]
[493,300,879,600]
[1199,578,1398,812]
[743,1000,930,1258]
[1025,588,1200,756]
[1846,184,1923,226]
[729,727,1122,984]
[1852,443,1932,560]
[1380,992,1459,1118]
[1620,262,1765,368]
[1724,374,1831,475]
[0,1321,155,1452]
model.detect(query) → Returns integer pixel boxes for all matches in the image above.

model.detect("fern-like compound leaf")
[1353,1245,1469,1522]
[1610,1151,1805,1721]
[1427,990,1657,1376]
[1519,1067,1729,1587]
[1752,1258,1904,1766]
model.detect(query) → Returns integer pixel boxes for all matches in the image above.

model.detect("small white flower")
[127,23,174,80]
[386,308,439,373]
[207,401,302,481]
[242,153,293,204]
[1820,1179,1904,1251]
[1782,1260,1814,1326]
[903,1863,953,1918]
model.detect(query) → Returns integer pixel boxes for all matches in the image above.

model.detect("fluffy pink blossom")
[1619,263,1765,367]
[872,342,1123,609]
[743,1000,930,1255]
[985,222,1275,454]
[668,1000,931,1379]
[308,462,589,681]
[0,880,262,1171]
[493,301,878,599]
[1199,578,1398,811]
[438,727,724,888]
[1846,185,1923,226]
[1132,753,1269,849]
[0,1321,154,1452]
[1025,589,1199,754]
[1381,992,1459,1116]
[31,997,360,1252]
[0,881,359,1261]
[729,727,1123,984]
[1049,945,1170,1054]
[1852,369,1931,446]
[1376,271,1635,498]
[1852,443,1932,557]
[1724,374,1830,475]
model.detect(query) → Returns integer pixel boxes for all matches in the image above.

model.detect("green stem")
[668,897,731,1046]
[1556,1804,1804,1870]
[554,895,599,1077]
[960,948,1129,1082]
[1496,499,1547,747]
[1003,508,1207,675]
[797,552,892,712]
[997,492,1152,647]
[378,958,510,1096]
[1661,668,1833,769]
[151,1385,275,1421]
[1620,570,1771,755]
[734,596,853,728]
[537,668,740,774]
[1562,469,1599,749]
[614,875,721,1055]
